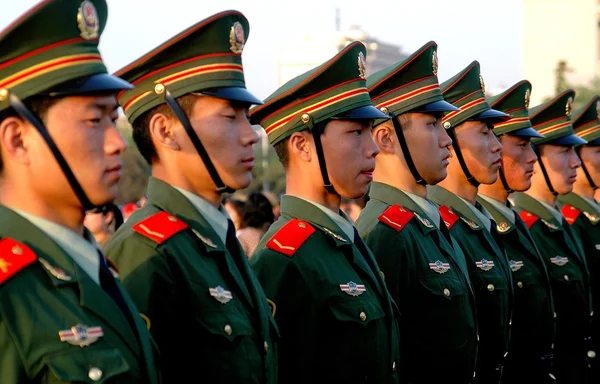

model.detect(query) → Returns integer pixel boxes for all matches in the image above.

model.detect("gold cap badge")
[229,21,245,54]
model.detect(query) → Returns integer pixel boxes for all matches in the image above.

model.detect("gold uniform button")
[392,361,396,371]
[588,350,597,359]
[168,215,177,222]
[591,311,595,317]
[88,367,103,381]
[443,288,450,297]
[359,311,367,321]
[564,274,569,281]
[487,284,495,292]
[517,281,523,288]
[224,324,232,335]
[264,341,269,352]
[554,312,558,318]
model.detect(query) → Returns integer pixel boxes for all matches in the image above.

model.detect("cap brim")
[584,137,600,146]
[471,108,511,122]
[509,127,544,138]
[333,105,390,120]
[414,100,460,113]
[546,134,588,146]
[201,87,263,106]
[47,73,134,97]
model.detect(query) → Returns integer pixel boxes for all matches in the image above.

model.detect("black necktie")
[98,251,135,326]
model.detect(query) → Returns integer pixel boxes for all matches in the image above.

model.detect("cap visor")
[48,73,134,96]
[546,134,588,146]
[510,127,544,138]
[414,100,460,113]
[333,105,390,120]
[584,137,600,146]
[202,87,263,106]
[471,108,511,122]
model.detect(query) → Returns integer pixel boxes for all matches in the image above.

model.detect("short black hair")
[0,95,61,174]
[273,121,329,169]
[132,94,198,164]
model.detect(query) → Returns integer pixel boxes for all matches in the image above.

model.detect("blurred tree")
[546,60,599,110]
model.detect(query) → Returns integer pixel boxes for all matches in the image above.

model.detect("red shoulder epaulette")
[439,205,459,230]
[266,219,315,257]
[519,210,539,229]
[377,204,414,232]
[0,239,37,285]
[561,204,581,225]
[132,211,188,244]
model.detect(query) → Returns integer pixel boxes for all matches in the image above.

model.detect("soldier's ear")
[372,122,396,155]
[288,130,313,163]
[148,112,180,152]
[0,115,30,167]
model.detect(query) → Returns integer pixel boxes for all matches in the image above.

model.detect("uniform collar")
[295,196,355,241]
[458,196,493,232]
[403,190,441,229]
[11,208,101,285]
[539,199,563,223]
[477,194,516,225]
[173,186,229,245]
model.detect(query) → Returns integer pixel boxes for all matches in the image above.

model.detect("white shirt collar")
[297,197,355,241]
[478,194,516,225]
[173,187,230,245]
[12,209,101,285]
[403,190,441,229]
[459,196,494,232]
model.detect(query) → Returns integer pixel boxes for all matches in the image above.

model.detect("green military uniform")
[250,42,400,383]
[510,89,592,384]
[0,1,159,382]
[356,42,478,384]
[478,81,556,383]
[429,62,514,383]
[106,11,277,384]
[557,95,600,381]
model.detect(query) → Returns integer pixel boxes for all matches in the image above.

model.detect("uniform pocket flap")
[44,347,129,383]
[329,297,385,325]
[419,276,467,299]
[195,308,254,341]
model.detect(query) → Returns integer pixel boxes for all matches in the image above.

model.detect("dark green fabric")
[427,185,513,382]
[356,182,477,383]
[250,195,400,384]
[511,192,592,384]
[0,206,159,383]
[105,178,278,384]
[557,192,600,381]
[477,195,556,383]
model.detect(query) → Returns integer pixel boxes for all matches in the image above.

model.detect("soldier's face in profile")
[535,144,581,195]
[499,135,537,192]
[180,95,258,192]
[320,119,379,199]
[402,112,452,185]
[27,94,126,207]
[577,145,600,187]
[450,120,502,185]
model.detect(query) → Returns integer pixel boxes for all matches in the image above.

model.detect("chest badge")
[509,260,524,272]
[340,281,366,296]
[59,324,103,347]
[476,258,495,271]
[429,260,450,274]
[550,256,569,266]
[209,286,233,304]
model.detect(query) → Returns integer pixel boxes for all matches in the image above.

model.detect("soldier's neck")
[525,182,557,207]
[572,179,595,200]
[0,182,84,234]
[285,173,341,213]
[373,161,427,198]
[152,165,221,208]
[478,179,509,204]
[437,174,478,205]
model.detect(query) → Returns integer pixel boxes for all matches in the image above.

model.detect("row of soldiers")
[0,1,598,383]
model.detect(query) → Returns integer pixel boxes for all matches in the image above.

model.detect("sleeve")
[0,315,27,383]
[251,250,318,384]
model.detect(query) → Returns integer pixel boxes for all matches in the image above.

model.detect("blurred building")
[523,0,600,105]
[276,24,408,86]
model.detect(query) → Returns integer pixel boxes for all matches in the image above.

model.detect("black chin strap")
[389,112,426,185]
[158,87,233,194]
[8,92,105,213]
[533,145,558,196]
[498,167,514,194]
[577,147,598,190]
[447,127,480,187]
[311,123,336,194]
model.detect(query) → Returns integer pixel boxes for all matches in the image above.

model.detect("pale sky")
[1,0,524,99]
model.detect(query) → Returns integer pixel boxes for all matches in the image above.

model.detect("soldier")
[249,42,400,384]
[355,41,478,384]
[427,61,514,384]
[104,11,277,383]
[0,0,160,382]
[557,95,600,382]
[477,81,556,383]
[510,90,592,384]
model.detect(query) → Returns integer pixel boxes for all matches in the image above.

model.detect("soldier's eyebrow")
[88,100,120,114]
